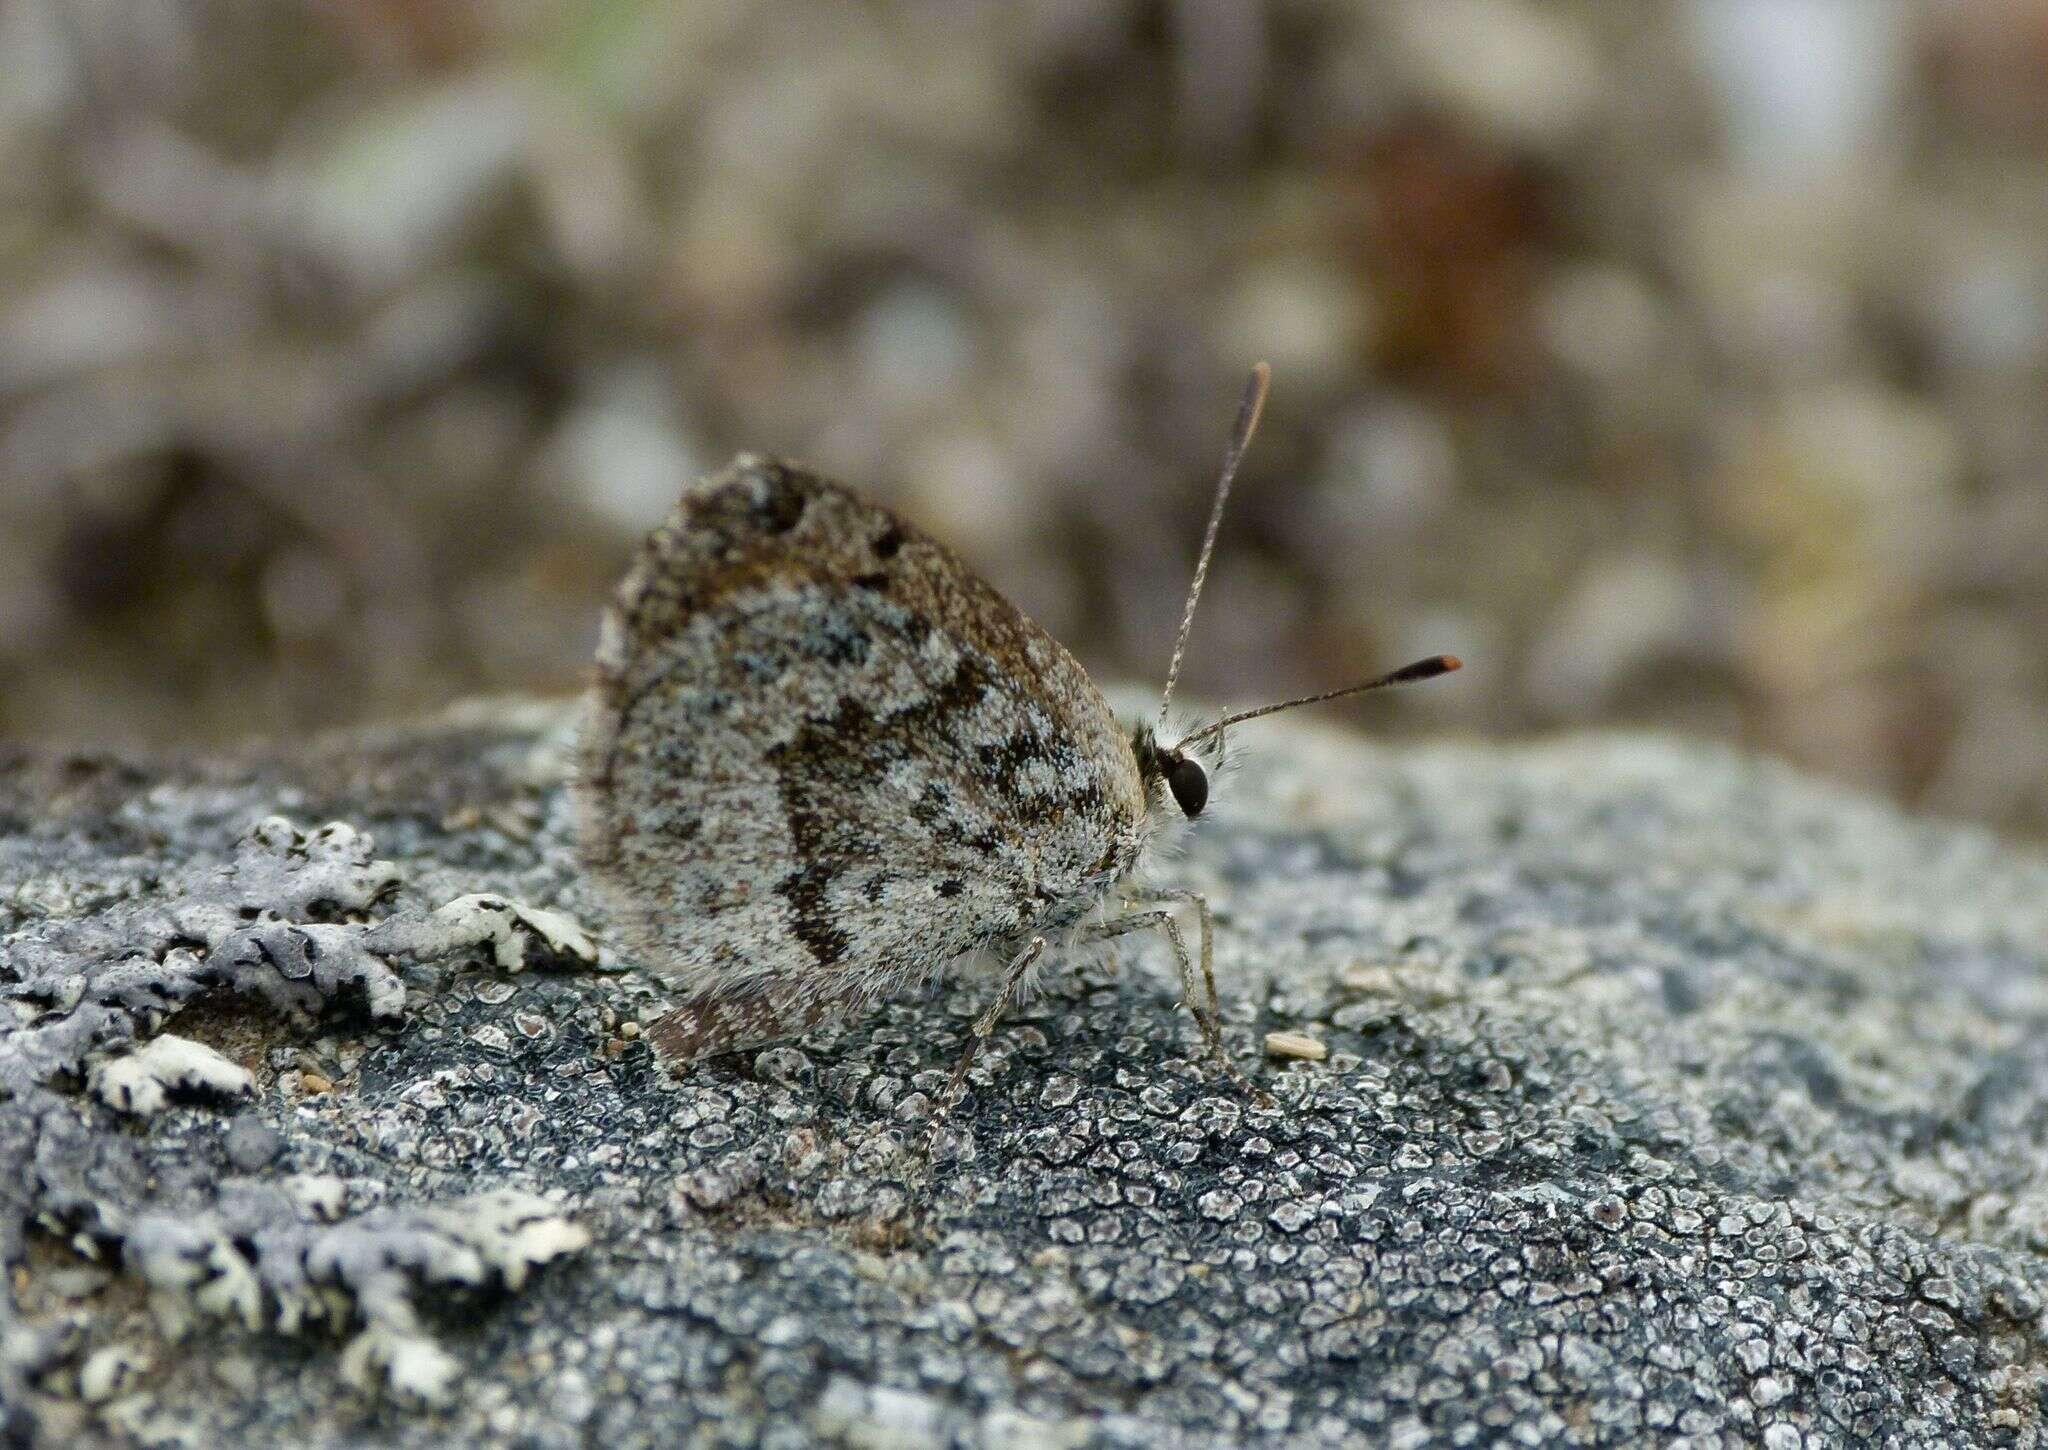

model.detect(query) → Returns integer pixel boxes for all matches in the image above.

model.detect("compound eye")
[1165,754,1209,819]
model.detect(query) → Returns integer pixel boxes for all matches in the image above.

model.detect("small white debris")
[1264,1030,1329,1061]
[1338,962,1397,994]
[78,1345,150,1404]
[92,1036,255,1117]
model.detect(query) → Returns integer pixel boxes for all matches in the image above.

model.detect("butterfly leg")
[1127,887,1226,1061]
[1084,900,1273,1108]
[924,934,1048,1149]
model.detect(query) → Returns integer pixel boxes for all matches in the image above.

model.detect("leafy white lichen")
[1,813,596,1418]
[76,1344,149,1404]
[339,1323,460,1406]
[120,1187,587,1403]
[91,1035,254,1118]
[125,1219,265,1337]
[432,1189,594,1292]
[369,892,599,973]
[286,1175,349,1222]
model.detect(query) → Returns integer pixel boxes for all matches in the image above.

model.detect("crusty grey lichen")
[6,704,2048,1447]
[1,800,594,1439]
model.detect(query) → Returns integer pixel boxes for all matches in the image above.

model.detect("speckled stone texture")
[5,701,2048,1448]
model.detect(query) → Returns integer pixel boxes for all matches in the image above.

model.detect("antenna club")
[1384,654,1462,685]
[1177,649,1466,745]
[1372,654,1463,687]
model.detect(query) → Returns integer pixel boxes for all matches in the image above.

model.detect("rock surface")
[5,700,2048,1447]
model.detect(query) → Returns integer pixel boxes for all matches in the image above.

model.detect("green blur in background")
[2,0,2045,835]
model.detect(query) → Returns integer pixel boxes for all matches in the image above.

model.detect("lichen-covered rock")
[4,701,2048,1446]
[0,769,597,1441]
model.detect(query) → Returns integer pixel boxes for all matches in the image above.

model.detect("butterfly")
[572,363,1458,1120]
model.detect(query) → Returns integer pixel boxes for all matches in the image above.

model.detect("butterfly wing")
[574,456,1149,1060]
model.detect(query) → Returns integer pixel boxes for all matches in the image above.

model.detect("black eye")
[1165,755,1208,819]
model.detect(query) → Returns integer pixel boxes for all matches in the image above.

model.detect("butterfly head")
[1131,721,1230,822]
[1141,363,1462,822]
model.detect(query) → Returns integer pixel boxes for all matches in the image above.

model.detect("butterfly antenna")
[1157,362,1271,728]
[1179,655,1462,747]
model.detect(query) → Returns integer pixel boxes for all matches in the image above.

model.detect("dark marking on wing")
[768,652,1002,968]
[774,856,854,970]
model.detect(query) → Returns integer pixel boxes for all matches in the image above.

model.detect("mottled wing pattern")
[574,456,1152,1063]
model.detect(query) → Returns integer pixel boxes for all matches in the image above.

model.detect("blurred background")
[2,0,2046,835]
